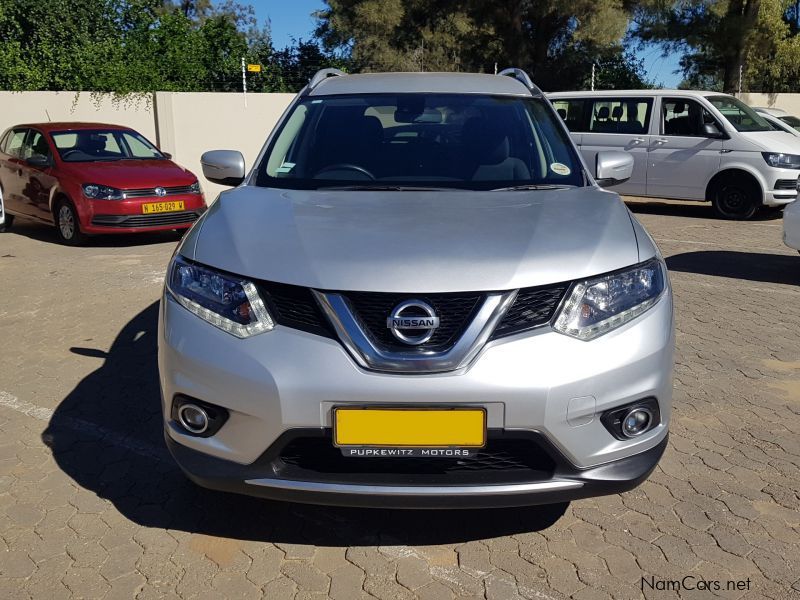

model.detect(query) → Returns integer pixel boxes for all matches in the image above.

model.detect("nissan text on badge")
[158,68,675,509]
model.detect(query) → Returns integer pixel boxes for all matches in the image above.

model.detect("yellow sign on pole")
[247,64,262,73]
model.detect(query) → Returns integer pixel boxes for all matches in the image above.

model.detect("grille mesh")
[123,185,197,198]
[258,282,331,336]
[278,436,556,475]
[774,179,798,191]
[490,284,568,339]
[343,291,482,351]
[91,211,200,228]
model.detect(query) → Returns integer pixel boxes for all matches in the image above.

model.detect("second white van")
[549,90,799,219]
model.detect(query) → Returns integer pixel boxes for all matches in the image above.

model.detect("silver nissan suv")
[158,69,674,508]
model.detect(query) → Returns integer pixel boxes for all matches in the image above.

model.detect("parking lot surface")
[1,199,799,600]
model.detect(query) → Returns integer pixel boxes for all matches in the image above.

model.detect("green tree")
[315,0,636,88]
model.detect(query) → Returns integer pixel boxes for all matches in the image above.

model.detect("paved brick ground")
[0,199,798,599]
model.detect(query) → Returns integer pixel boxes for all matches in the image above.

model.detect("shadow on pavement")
[43,302,568,545]
[625,200,783,221]
[8,220,185,247]
[666,250,800,286]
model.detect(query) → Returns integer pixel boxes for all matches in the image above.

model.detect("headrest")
[673,102,686,114]
[611,106,624,120]
[557,108,567,119]
[462,117,510,165]
[597,106,610,119]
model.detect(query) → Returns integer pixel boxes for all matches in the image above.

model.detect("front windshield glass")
[51,129,164,162]
[255,94,585,190]
[780,115,800,131]
[707,96,772,132]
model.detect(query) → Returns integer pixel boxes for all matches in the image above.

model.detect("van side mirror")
[595,151,634,186]
[200,150,246,186]
[702,123,725,139]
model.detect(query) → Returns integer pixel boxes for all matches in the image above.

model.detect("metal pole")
[591,63,595,91]
[738,62,743,95]
[242,56,247,108]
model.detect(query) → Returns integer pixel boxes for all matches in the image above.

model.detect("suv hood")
[188,186,641,293]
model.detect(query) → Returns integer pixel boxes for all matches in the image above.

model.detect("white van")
[548,90,800,219]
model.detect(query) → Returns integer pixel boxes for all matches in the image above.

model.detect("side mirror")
[702,122,725,139]
[595,151,634,186]
[161,151,173,160]
[200,150,245,186]
[26,154,51,168]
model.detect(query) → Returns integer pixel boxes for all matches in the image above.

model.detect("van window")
[587,99,652,134]
[706,95,771,132]
[662,98,720,137]
[551,99,587,132]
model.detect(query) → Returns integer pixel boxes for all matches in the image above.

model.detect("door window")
[2,129,28,158]
[662,99,720,137]
[22,131,52,161]
[551,99,587,132]
[587,99,652,134]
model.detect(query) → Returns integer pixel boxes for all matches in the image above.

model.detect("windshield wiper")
[316,185,453,191]
[491,184,574,191]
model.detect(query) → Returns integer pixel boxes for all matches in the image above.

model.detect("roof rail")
[308,68,347,91]
[497,68,541,95]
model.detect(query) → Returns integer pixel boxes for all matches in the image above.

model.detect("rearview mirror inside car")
[200,150,246,186]
[595,151,634,187]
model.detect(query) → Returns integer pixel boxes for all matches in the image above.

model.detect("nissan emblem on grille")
[386,299,440,345]
[155,187,167,197]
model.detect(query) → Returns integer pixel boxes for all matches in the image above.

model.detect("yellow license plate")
[334,407,486,448]
[141,200,184,214]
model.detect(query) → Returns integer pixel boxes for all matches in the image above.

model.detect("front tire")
[55,199,87,245]
[712,178,760,220]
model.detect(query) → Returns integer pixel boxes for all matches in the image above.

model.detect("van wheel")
[712,178,759,220]
[55,199,87,245]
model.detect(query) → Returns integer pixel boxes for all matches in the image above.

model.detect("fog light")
[178,404,209,434]
[621,407,652,438]
[600,397,660,441]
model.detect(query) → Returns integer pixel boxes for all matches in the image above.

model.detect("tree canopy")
[0,0,343,94]
[4,0,800,94]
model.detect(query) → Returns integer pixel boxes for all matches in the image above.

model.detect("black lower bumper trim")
[165,429,668,509]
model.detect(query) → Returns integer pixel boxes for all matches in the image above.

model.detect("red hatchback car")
[0,122,206,244]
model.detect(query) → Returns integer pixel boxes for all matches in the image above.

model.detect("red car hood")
[61,159,197,189]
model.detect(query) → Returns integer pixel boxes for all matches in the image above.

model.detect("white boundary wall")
[4,90,800,199]
[0,91,295,199]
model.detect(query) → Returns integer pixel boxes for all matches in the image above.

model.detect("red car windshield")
[50,129,165,162]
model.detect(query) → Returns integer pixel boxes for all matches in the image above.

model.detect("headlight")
[553,258,666,340]
[82,183,124,200]
[762,152,800,169]
[190,181,201,194]
[166,256,274,338]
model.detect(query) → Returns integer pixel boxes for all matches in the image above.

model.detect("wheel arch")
[704,167,764,203]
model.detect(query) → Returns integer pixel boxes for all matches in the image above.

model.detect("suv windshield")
[707,96,772,132]
[255,94,585,190]
[51,129,165,162]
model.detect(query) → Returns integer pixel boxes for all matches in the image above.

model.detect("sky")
[250,0,684,88]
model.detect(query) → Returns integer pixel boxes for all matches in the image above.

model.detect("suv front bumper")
[166,427,668,508]
[159,286,673,507]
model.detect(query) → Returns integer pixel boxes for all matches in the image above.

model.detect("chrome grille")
[123,185,197,199]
